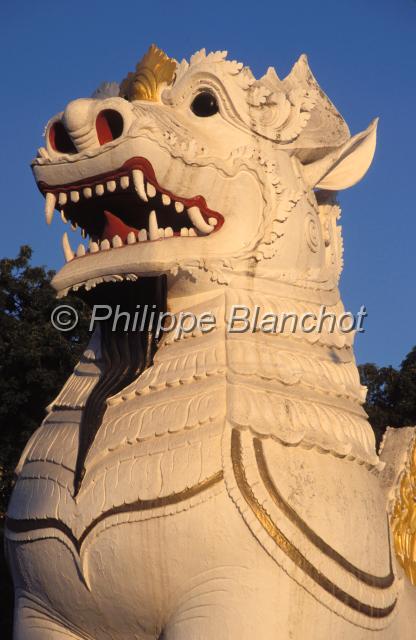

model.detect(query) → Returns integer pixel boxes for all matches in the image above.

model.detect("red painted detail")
[37,156,224,230]
[102,210,137,243]
[49,122,77,154]
[96,113,113,146]
[96,110,124,146]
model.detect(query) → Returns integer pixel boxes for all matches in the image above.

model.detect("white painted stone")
[7,45,416,639]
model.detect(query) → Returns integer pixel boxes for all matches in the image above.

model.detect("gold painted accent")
[253,437,394,588]
[230,429,396,618]
[6,470,223,553]
[391,436,416,585]
[119,44,176,102]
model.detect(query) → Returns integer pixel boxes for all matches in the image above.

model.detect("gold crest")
[119,44,176,102]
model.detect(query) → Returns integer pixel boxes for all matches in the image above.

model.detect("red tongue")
[102,210,137,243]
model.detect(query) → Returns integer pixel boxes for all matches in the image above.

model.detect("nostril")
[96,109,124,145]
[49,121,77,154]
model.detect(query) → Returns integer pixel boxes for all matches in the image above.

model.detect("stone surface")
[5,45,416,638]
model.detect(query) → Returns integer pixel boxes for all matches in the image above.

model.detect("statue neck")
[157,280,378,468]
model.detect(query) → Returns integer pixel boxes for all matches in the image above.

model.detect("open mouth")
[38,157,224,261]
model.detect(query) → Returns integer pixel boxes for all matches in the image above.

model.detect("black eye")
[191,91,219,117]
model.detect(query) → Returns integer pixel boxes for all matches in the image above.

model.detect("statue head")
[32,45,377,300]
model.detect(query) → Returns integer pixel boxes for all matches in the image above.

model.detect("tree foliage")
[359,347,416,446]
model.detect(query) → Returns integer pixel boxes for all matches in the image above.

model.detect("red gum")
[38,156,224,230]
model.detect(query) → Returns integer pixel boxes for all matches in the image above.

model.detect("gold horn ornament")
[119,44,176,102]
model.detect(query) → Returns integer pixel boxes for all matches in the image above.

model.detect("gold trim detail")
[119,44,176,102]
[6,470,223,553]
[230,429,396,619]
[253,437,394,589]
[391,436,416,585]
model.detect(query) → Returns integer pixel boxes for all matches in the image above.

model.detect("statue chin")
[5,44,416,640]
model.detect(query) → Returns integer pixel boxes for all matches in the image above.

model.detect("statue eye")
[191,91,219,117]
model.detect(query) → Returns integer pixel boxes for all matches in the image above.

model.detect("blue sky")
[1,0,415,367]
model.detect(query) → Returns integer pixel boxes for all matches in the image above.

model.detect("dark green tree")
[395,347,416,425]
[359,347,416,446]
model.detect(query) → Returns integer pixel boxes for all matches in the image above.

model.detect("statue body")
[5,46,416,639]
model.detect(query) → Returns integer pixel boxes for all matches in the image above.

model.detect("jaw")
[33,137,264,298]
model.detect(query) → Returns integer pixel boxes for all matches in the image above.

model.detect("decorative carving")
[317,190,344,284]
[391,434,416,585]
[230,430,396,619]
[6,470,223,554]
[305,211,320,253]
[252,436,394,589]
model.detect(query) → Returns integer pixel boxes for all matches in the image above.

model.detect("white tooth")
[70,190,80,203]
[45,192,56,225]
[159,228,165,238]
[96,184,104,196]
[189,227,197,236]
[58,192,67,206]
[146,182,156,198]
[165,227,173,238]
[83,187,92,198]
[101,239,110,250]
[81,229,86,238]
[112,235,123,248]
[162,194,171,206]
[62,232,74,261]
[187,206,214,234]
[127,231,136,244]
[180,227,189,237]
[89,241,99,253]
[175,201,184,213]
[132,170,148,201]
[148,210,159,240]
[61,210,68,223]
[107,180,116,192]
[71,222,78,231]
[76,244,86,257]
[120,175,129,189]
[208,217,218,226]
[138,229,147,242]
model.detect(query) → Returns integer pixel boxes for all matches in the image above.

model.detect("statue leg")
[13,596,88,640]
[162,561,283,640]
[159,488,375,640]
[13,594,161,640]
[158,489,287,640]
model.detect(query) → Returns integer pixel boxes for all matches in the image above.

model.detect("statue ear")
[302,118,378,190]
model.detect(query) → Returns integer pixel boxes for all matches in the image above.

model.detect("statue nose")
[62,99,98,152]
[48,99,125,154]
